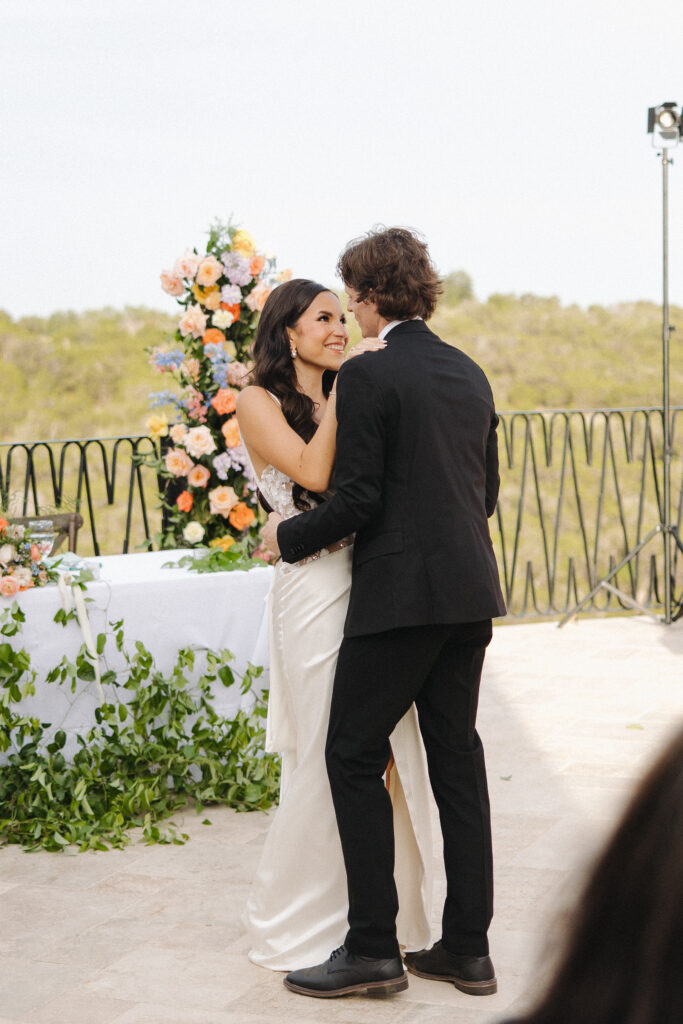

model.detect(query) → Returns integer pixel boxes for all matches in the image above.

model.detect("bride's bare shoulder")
[237,385,278,412]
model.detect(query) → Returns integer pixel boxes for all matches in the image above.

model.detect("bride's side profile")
[237,278,434,971]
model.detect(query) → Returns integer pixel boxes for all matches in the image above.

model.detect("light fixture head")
[647,102,681,148]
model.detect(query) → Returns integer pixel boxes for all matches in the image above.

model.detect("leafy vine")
[0,601,280,852]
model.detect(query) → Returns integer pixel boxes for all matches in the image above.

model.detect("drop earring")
[290,344,297,359]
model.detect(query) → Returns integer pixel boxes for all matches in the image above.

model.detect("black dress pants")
[324,619,494,960]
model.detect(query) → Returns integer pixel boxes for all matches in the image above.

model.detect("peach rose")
[160,270,185,296]
[180,357,201,382]
[174,250,201,280]
[165,447,194,477]
[276,268,293,283]
[245,281,271,312]
[178,304,207,339]
[192,283,221,307]
[169,423,188,444]
[228,501,256,531]
[250,254,266,276]
[221,417,241,448]
[0,575,19,597]
[204,290,222,311]
[188,464,210,489]
[202,327,225,348]
[196,255,224,287]
[211,388,238,416]
[232,230,256,256]
[30,544,42,562]
[176,491,193,513]
[209,485,238,518]
[183,425,217,458]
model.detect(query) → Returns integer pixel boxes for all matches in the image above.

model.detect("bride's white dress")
[244,462,434,971]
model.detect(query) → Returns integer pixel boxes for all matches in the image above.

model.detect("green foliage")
[0,601,280,853]
[169,538,269,574]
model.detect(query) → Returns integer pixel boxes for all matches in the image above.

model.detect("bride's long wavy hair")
[250,278,336,510]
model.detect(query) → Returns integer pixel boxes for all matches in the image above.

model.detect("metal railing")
[0,436,161,557]
[2,407,682,619]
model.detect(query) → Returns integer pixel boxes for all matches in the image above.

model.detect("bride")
[237,278,433,971]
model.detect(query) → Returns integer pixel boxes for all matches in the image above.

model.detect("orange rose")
[228,501,255,531]
[187,465,210,488]
[220,302,241,323]
[176,490,193,512]
[221,417,241,448]
[0,517,8,532]
[211,388,238,416]
[202,327,225,347]
[250,253,266,276]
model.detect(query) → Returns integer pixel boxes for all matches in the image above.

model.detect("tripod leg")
[558,527,662,628]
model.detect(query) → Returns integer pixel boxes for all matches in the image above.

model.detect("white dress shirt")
[379,317,422,340]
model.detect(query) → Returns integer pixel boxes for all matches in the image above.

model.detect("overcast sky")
[2,0,683,318]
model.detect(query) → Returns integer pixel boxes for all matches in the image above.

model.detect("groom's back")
[343,320,506,636]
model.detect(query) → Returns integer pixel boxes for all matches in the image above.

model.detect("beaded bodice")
[258,464,317,521]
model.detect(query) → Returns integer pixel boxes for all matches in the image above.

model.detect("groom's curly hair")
[337,226,442,320]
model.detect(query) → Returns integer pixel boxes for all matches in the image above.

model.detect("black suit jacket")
[277,320,506,636]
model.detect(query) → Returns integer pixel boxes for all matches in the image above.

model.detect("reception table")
[6,550,274,755]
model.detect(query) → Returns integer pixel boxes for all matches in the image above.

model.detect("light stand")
[559,102,683,627]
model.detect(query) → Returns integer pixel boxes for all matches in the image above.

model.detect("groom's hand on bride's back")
[344,337,386,360]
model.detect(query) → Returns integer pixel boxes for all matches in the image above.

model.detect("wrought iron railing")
[2,408,682,619]
[0,436,161,557]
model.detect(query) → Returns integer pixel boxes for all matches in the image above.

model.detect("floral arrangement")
[143,222,290,550]
[0,517,59,597]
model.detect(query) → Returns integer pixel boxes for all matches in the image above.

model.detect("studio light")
[647,102,681,147]
[562,102,683,625]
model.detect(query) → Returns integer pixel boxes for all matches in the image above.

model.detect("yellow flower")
[192,283,220,307]
[209,535,236,551]
[232,229,256,257]
[146,414,169,441]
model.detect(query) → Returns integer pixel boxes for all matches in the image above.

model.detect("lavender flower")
[220,284,242,305]
[221,252,252,287]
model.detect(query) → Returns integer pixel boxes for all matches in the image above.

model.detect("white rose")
[183,425,217,459]
[12,566,33,587]
[212,309,235,330]
[183,522,205,545]
[6,524,25,541]
[0,543,16,565]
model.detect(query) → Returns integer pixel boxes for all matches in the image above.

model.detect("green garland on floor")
[0,601,280,852]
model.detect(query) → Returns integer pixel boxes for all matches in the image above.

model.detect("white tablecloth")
[5,550,274,757]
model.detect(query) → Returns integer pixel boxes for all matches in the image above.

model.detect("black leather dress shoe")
[404,941,497,995]
[283,945,409,998]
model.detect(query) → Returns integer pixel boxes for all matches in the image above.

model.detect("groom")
[262,227,506,998]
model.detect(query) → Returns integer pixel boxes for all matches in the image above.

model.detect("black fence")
[2,407,682,619]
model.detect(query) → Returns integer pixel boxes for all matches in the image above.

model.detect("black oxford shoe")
[283,945,409,998]
[404,941,497,995]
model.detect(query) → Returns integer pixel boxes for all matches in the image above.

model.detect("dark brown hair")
[337,226,442,320]
[516,724,683,1024]
[250,278,334,510]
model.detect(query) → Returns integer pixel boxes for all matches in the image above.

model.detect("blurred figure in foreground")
[505,723,683,1024]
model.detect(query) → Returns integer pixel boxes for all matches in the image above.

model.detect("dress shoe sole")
[283,974,409,998]
[405,964,497,996]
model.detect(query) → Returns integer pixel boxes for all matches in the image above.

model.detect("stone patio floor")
[1,614,682,1024]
